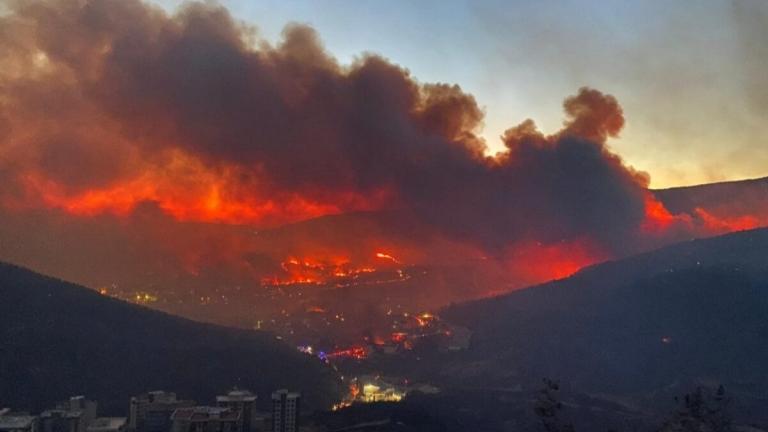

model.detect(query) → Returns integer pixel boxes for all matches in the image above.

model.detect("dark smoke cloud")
[0,0,656,255]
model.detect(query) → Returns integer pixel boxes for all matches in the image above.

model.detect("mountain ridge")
[0,261,342,414]
[436,228,768,421]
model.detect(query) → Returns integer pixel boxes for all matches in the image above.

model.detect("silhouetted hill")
[0,262,341,414]
[653,176,768,217]
[442,228,768,424]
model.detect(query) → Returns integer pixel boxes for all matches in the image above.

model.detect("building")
[86,419,126,432]
[270,391,299,432]
[40,396,98,432]
[129,391,195,432]
[215,390,260,432]
[39,410,80,432]
[63,398,97,422]
[0,415,37,432]
[170,407,240,432]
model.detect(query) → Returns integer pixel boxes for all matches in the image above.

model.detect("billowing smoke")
[0,0,764,323]
[1,0,653,247]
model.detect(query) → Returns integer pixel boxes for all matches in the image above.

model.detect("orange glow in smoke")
[694,208,761,233]
[7,149,767,294]
[504,239,607,284]
[641,193,765,236]
[13,150,393,226]
[641,194,686,233]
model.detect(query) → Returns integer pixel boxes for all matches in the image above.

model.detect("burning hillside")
[0,0,766,327]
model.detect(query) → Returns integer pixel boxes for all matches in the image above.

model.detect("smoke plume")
[0,0,764,321]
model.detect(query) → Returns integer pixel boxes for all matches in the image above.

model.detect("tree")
[534,378,575,432]
[659,385,732,432]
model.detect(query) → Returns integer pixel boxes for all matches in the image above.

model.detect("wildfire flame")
[375,252,402,264]
[0,0,765,314]
[263,253,392,286]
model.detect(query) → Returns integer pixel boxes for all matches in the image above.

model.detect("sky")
[152,0,768,188]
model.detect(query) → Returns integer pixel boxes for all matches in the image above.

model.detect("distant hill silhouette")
[0,262,341,414]
[442,228,768,423]
[653,175,768,217]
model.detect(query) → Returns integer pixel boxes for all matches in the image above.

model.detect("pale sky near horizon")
[153,0,768,188]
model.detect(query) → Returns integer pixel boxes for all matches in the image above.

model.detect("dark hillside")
[0,262,341,414]
[442,229,768,424]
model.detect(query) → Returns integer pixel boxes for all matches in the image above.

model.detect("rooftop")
[41,409,83,419]
[59,396,96,413]
[132,391,179,404]
[0,416,36,430]
[86,417,127,432]
[216,389,256,403]
[171,407,240,422]
[271,390,300,400]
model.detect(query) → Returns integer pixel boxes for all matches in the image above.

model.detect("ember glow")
[375,252,401,265]
[262,254,382,286]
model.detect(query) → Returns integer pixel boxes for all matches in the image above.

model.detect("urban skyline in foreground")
[0,389,302,432]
